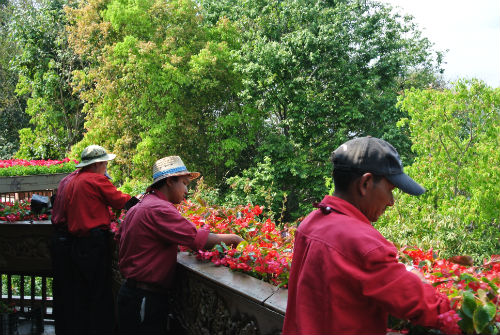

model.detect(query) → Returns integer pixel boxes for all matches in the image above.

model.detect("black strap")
[124,196,140,210]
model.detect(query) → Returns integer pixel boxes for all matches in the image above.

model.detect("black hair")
[332,168,383,193]
[150,176,179,190]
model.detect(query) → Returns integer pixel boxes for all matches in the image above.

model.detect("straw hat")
[151,156,200,186]
[76,145,116,168]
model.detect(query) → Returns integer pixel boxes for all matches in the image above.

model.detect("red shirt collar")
[318,195,370,225]
[149,189,170,203]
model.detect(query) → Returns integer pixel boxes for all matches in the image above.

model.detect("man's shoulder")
[298,211,389,254]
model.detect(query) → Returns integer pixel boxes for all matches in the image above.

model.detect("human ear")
[358,173,373,196]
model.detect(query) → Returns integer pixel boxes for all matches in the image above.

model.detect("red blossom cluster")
[109,208,126,233]
[177,201,294,286]
[437,310,462,335]
[0,200,49,222]
[0,158,77,168]
[400,247,500,334]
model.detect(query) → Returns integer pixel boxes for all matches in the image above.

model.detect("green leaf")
[473,303,497,333]
[236,240,248,251]
[462,291,477,319]
[482,277,499,294]
[215,244,224,253]
[460,273,476,283]
[458,310,474,333]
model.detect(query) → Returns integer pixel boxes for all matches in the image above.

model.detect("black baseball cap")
[331,136,425,196]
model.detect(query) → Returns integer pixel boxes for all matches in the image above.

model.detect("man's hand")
[205,233,244,249]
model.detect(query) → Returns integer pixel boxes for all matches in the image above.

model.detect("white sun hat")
[75,145,116,168]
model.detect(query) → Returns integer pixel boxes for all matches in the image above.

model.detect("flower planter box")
[0,221,53,275]
[0,174,69,194]
[172,252,287,335]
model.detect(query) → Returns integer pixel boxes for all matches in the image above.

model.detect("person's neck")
[82,165,105,175]
[157,184,174,203]
[333,191,361,213]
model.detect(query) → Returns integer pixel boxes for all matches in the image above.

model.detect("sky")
[382,0,500,88]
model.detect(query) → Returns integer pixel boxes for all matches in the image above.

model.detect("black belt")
[125,279,167,294]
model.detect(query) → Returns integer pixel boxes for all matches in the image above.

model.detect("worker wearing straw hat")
[56,145,137,334]
[117,156,244,334]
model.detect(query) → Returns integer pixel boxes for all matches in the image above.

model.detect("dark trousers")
[51,228,115,334]
[117,283,174,335]
[50,229,75,335]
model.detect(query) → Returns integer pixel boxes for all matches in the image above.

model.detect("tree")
[377,79,500,260]
[10,0,85,159]
[67,0,261,185]
[202,0,444,218]
[0,0,29,158]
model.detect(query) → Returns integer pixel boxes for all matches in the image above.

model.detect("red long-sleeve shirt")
[118,190,209,288]
[282,195,450,335]
[63,170,130,235]
[51,170,79,226]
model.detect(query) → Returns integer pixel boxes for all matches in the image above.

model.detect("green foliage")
[0,0,29,158]
[188,177,221,208]
[11,0,84,159]
[201,0,444,218]
[1,275,52,298]
[377,79,500,261]
[119,178,150,196]
[459,289,498,334]
[224,156,288,222]
[67,0,261,189]
[65,0,444,221]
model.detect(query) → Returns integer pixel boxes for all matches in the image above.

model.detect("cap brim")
[386,173,425,196]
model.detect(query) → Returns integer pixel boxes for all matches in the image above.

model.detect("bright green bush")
[376,80,500,261]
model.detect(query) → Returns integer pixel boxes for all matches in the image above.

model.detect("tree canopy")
[0,0,29,158]
[10,0,85,159]
[2,0,445,220]
[377,80,500,260]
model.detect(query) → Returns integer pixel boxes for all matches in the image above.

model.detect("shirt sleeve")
[153,203,210,250]
[359,245,450,328]
[94,175,131,209]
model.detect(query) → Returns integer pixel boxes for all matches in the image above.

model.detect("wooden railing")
[0,221,54,323]
[1,274,52,319]
[0,174,66,328]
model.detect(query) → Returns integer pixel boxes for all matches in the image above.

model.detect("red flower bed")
[178,200,294,286]
[0,158,76,168]
[400,247,500,334]
[0,200,48,221]
[0,158,78,176]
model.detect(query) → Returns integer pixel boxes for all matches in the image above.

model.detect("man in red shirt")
[60,145,135,334]
[282,136,451,335]
[50,169,79,334]
[117,156,243,334]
